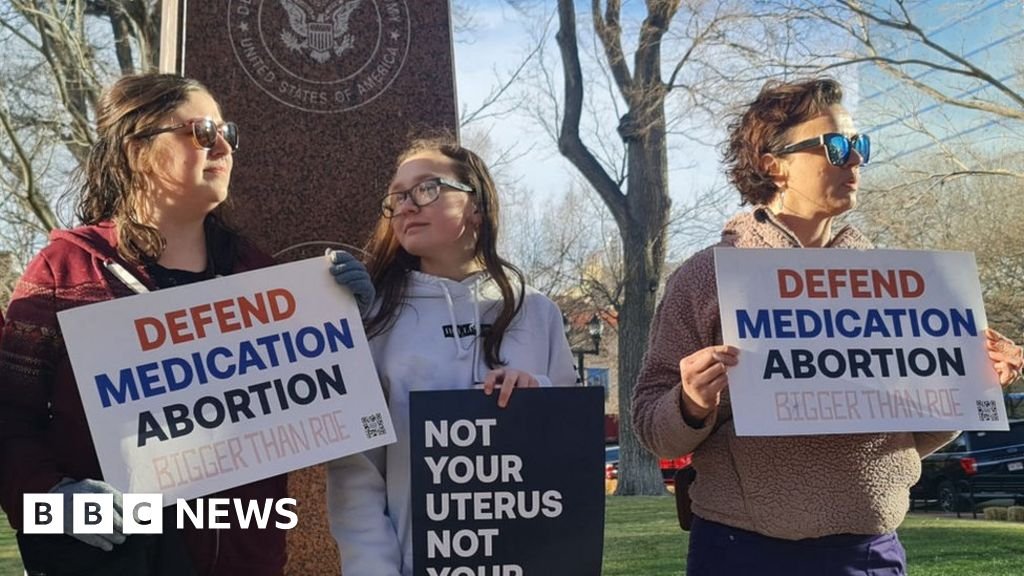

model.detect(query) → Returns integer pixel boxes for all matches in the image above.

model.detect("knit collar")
[720,207,873,250]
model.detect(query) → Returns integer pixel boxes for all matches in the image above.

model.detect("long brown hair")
[75,72,238,271]
[724,77,844,205]
[364,135,525,369]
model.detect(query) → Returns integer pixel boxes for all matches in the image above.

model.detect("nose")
[209,131,233,158]
[847,147,864,167]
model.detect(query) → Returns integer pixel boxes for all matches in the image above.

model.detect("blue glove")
[49,478,126,551]
[326,249,375,317]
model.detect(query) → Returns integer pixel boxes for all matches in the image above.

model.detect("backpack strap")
[674,410,733,531]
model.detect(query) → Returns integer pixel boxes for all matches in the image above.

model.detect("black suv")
[911,419,1024,512]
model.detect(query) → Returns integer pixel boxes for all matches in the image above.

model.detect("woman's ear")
[760,153,781,176]
[127,138,161,177]
[761,153,787,186]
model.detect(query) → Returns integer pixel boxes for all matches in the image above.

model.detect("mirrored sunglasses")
[775,133,870,166]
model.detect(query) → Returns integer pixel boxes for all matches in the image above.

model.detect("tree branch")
[591,0,633,102]
[555,0,628,226]
[0,90,59,231]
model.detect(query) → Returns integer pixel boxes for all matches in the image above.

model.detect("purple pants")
[687,516,907,576]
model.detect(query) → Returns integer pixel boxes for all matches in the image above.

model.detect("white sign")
[59,257,395,500]
[715,248,1008,436]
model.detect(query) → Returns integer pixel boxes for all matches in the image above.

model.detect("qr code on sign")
[977,400,1000,422]
[362,412,386,439]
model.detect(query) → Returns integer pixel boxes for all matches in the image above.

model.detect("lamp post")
[563,312,604,385]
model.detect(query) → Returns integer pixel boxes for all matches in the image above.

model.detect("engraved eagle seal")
[278,0,362,63]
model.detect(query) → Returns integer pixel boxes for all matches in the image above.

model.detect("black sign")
[410,387,605,576]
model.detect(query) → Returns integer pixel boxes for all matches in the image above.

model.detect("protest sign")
[58,257,396,500]
[410,388,604,576]
[715,248,1008,436]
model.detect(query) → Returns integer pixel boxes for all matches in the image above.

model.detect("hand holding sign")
[985,328,1023,386]
[326,249,375,317]
[482,368,540,408]
[679,345,738,425]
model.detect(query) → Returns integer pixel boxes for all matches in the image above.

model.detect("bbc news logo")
[23,494,298,534]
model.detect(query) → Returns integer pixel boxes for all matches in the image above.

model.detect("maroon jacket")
[0,222,287,576]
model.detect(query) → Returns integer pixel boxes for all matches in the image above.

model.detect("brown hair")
[724,77,844,205]
[76,72,238,271]
[364,134,525,369]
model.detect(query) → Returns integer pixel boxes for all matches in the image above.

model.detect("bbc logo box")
[23,493,164,534]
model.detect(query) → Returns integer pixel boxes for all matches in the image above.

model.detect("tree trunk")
[613,95,671,496]
[614,231,666,495]
[552,0,676,495]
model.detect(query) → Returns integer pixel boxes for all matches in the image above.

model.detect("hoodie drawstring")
[438,278,487,384]
[439,283,469,360]
[472,277,483,385]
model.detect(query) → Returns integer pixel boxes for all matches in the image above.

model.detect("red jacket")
[0,222,287,576]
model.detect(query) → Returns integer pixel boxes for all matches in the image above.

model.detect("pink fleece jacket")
[632,207,957,540]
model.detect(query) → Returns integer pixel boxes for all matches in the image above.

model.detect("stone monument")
[160,0,458,573]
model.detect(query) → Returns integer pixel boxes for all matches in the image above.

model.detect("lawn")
[0,515,17,575]
[2,499,1024,574]
[602,496,1024,576]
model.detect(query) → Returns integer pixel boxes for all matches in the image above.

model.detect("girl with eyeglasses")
[631,77,1022,576]
[325,135,577,576]
[0,73,373,576]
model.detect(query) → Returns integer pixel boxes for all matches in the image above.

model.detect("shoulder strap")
[103,260,150,294]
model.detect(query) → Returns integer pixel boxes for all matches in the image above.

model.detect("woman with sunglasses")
[325,135,577,576]
[0,73,372,576]
[631,77,1022,576]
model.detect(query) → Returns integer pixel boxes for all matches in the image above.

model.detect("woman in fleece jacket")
[326,135,577,575]
[631,77,1023,576]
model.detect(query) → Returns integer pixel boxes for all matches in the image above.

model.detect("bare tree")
[0,0,158,262]
[547,0,762,495]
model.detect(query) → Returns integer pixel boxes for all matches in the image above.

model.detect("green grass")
[603,496,686,574]
[898,514,1024,576]
[601,496,1024,576]
[2,500,1024,575]
[0,514,19,575]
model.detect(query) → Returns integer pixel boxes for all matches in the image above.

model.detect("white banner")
[715,248,1008,436]
[59,257,395,500]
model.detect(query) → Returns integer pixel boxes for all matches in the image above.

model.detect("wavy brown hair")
[76,72,238,271]
[364,134,525,369]
[724,77,844,205]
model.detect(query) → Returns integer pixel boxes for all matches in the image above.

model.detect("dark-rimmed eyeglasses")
[132,117,239,152]
[381,177,475,218]
[774,133,870,166]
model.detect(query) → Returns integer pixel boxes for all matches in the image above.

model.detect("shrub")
[1007,506,1024,522]
[983,507,1008,521]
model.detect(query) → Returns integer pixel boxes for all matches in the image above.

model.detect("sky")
[449,0,1024,231]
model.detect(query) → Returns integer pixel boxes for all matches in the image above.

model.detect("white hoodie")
[327,270,577,575]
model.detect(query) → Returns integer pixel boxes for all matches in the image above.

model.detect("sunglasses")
[774,133,870,166]
[133,117,239,152]
[381,177,475,218]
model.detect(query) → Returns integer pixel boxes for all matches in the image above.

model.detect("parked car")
[603,444,692,485]
[659,454,693,485]
[605,445,620,480]
[911,419,1024,512]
